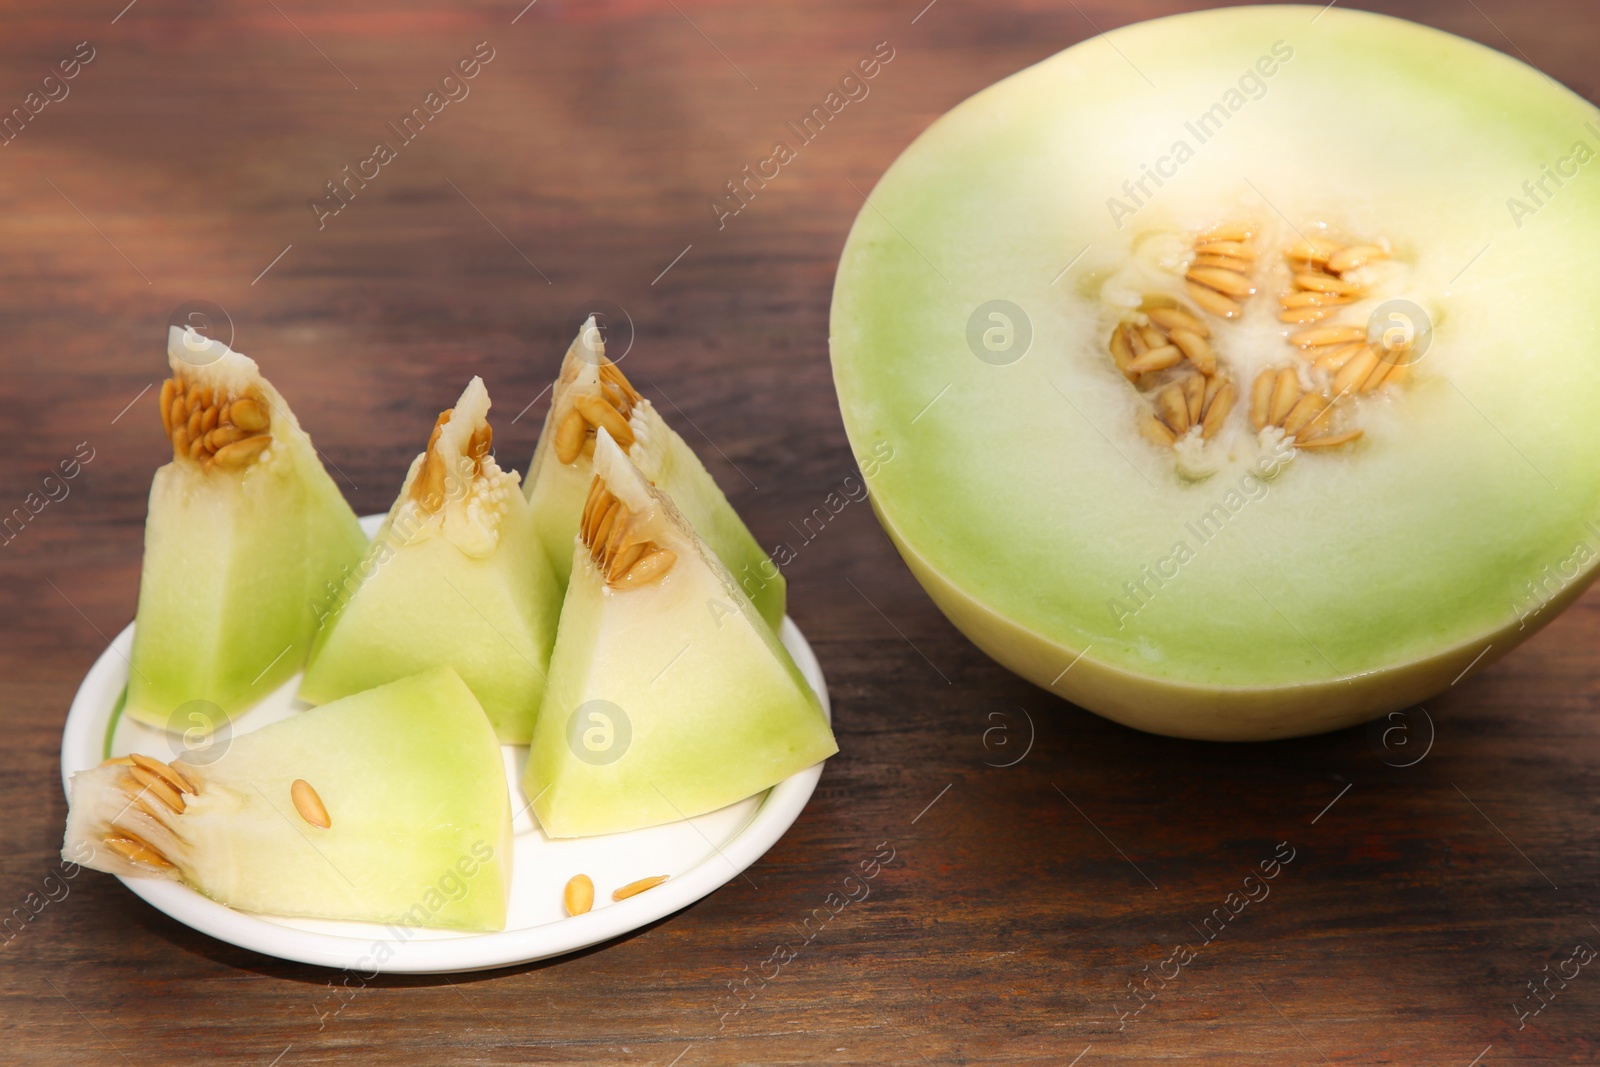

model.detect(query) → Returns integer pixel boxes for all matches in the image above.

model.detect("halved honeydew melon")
[299,378,561,744]
[126,328,368,731]
[64,667,512,931]
[524,318,787,630]
[525,429,837,838]
[830,6,1600,739]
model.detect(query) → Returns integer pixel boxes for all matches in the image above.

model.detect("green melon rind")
[126,333,367,730]
[524,433,835,837]
[298,379,561,744]
[68,667,512,931]
[297,500,559,744]
[829,5,1600,736]
[523,326,786,631]
[527,406,788,631]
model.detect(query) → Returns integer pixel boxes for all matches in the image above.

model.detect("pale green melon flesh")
[524,325,787,630]
[126,332,367,730]
[65,667,512,931]
[830,7,1600,738]
[525,432,836,838]
[299,379,560,744]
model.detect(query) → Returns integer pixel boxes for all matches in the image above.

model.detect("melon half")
[830,6,1600,739]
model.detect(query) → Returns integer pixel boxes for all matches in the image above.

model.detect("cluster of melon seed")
[580,476,678,589]
[97,753,196,868]
[1110,229,1246,448]
[554,360,643,464]
[1111,305,1236,449]
[1248,235,1407,450]
[410,408,494,511]
[159,376,273,469]
[1183,221,1259,319]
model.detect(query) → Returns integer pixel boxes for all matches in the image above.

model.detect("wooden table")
[4,1,1597,1062]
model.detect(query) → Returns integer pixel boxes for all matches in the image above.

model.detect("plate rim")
[58,540,830,974]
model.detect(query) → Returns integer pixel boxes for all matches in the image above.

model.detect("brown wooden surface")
[3,1,1599,1063]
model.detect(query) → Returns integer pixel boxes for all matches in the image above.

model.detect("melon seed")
[621,548,677,588]
[612,875,669,901]
[1185,281,1241,318]
[564,874,595,916]
[1327,243,1388,273]
[131,753,196,795]
[105,832,174,869]
[229,397,270,432]
[291,778,331,829]
[127,767,185,814]
[213,434,272,469]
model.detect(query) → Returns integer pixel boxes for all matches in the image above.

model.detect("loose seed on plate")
[612,875,669,901]
[564,874,595,916]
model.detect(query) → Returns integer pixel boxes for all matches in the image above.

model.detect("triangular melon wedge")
[299,377,561,744]
[126,327,368,731]
[64,667,512,931]
[524,317,787,630]
[525,428,837,838]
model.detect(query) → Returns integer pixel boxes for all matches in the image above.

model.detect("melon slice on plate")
[830,7,1600,740]
[64,667,512,931]
[523,317,786,630]
[126,327,368,732]
[299,377,560,743]
[525,429,836,838]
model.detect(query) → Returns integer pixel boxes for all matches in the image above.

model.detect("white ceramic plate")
[58,515,830,974]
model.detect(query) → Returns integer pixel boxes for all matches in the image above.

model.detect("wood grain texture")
[3,0,1598,1063]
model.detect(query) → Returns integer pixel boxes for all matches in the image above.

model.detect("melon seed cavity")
[1106,222,1417,464]
[579,476,678,589]
[159,375,274,470]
